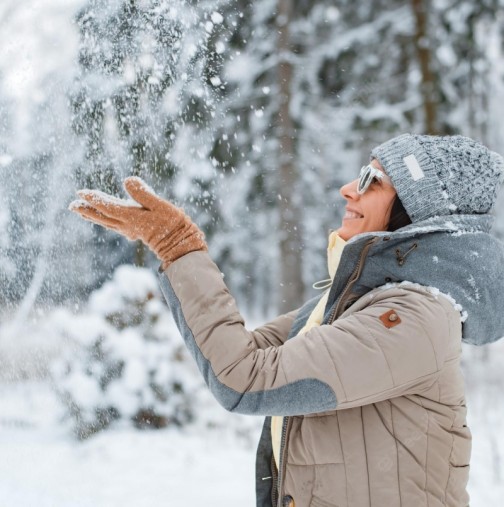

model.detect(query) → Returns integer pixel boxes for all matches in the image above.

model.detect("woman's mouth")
[343,210,364,220]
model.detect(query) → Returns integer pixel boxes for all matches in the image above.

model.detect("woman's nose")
[339,179,360,200]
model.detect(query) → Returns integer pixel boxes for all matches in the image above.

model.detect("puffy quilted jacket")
[159,215,504,507]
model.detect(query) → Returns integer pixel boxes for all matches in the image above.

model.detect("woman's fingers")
[76,189,141,219]
[69,200,124,230]
[123,177,167,210]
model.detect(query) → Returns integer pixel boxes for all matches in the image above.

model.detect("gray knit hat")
[370,134,504,222]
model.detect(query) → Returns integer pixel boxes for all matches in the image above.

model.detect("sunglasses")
[357,164,393,195]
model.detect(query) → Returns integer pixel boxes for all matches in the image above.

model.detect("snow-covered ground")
[0,381,259,506]
[1,371,503,506]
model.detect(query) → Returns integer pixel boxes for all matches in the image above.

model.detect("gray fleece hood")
[314,214,504,346]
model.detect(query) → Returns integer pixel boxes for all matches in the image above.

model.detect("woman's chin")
[338,218,377,241]
[337,225,358,241]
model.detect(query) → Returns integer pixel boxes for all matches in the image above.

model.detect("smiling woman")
[69,133,504,507]
[337,159,399,241]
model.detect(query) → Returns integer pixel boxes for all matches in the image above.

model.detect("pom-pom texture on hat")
[370,134,504,223]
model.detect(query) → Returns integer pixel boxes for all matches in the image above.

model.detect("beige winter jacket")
[159,250,470,507]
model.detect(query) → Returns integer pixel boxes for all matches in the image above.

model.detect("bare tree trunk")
[276,0,304,313]
[411,0,438,134]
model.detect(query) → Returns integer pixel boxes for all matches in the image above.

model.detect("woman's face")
[337,159,397,241]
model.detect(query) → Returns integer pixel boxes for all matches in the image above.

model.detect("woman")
[70,133,504,507]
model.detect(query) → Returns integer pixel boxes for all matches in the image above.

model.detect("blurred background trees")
[1,0,504,317]
[1,3,503,499]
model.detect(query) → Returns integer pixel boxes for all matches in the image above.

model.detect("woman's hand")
[69,176,208,270]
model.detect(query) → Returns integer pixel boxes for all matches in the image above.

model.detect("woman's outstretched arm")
[160,249,459,416]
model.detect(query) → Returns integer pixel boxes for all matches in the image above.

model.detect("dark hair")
[387,195,412,232]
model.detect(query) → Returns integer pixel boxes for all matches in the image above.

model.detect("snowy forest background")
[1,0,504,505]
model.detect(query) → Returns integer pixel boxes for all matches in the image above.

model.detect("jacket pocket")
[450,425,472,467]
[310,495,339,507]
[288,416,344,465]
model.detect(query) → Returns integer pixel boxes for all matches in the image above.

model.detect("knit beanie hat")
[370,134,504,223]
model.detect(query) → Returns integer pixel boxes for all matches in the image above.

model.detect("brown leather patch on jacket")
[379,309,402,329]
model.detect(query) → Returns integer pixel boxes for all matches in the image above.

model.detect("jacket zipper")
[327,237,378,324]
[276,416,293,506]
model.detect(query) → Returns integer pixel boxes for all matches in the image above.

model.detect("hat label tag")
[403,154,425,181]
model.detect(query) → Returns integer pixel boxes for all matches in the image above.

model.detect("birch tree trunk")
[276,0,304,313]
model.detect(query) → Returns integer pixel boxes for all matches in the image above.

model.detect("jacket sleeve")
[159,251,459,416]
[249,310,298,348]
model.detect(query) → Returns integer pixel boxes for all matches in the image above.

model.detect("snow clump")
[50,265,201,439]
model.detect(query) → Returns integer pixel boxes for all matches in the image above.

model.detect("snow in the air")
[1,0,504,505]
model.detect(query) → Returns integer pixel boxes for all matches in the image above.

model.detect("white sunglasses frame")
[357,164,393,195]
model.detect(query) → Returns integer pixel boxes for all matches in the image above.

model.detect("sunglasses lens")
[358,166,372,193]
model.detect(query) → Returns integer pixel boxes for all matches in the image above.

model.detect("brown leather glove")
[69,176,208,270]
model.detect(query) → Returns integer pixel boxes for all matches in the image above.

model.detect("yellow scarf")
[271,232,347,468]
